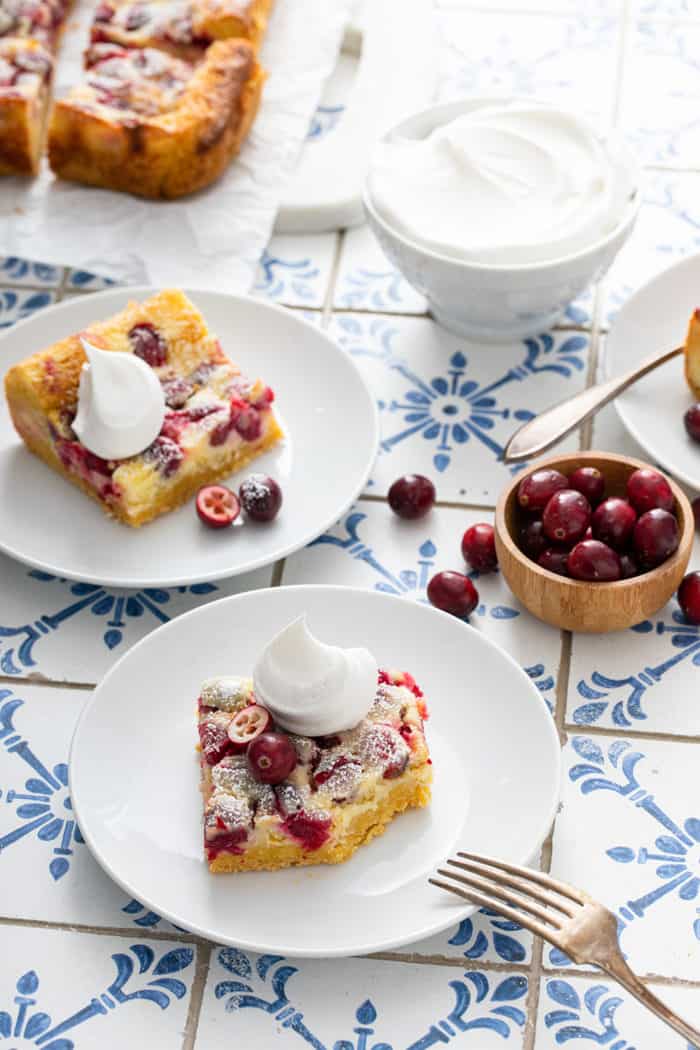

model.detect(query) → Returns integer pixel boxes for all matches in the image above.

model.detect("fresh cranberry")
[198,720,231,765]
[209,418,234,446]
[627,468,674,515]
[568,540,622,582]
[281,812,332,851]
[519,519,547,560]
[678,572,700,624]
[619,553,639,579]
[247,732,297,784]
[517,469,568,513]
[387,474,436,519]
[427,571,478,617]
[542,490,591,545]
[591,497,637,550]
[145,435,183,477]
[196,484,240,528]
[583,526,593,540]
[693,496,700,531]
[684,404,700,443]
[568,466,605,507]
[633,509,680,569]
[235,406,263,442]
[205,826,248,859]
[239,475,282,522]
[461,523,497,573]
[538,548,570,576]
[128,323,167,367]
[227,704,272,749]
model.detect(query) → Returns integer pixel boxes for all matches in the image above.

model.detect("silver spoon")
[503,344,684,464]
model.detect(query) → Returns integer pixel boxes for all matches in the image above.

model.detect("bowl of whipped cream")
[364,97,640,342]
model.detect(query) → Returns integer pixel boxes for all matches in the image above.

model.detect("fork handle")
[601,949,700,1046]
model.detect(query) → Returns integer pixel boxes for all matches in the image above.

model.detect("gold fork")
[430,851,700,1046]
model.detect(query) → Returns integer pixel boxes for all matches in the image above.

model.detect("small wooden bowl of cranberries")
[495,451,694,633]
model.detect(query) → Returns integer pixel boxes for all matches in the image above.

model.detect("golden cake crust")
[48,39,264,199]
[685,308,700,400]
[0,39,53,175]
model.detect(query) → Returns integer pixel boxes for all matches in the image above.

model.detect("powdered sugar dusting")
[200,676,253,712]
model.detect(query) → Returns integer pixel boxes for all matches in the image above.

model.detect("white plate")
[69,585,561,958]
[0,289,377,587]
[607,252,700,490]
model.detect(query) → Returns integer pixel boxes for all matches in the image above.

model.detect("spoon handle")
[503,344,684,464]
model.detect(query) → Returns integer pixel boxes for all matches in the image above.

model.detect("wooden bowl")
[495,451,694,633]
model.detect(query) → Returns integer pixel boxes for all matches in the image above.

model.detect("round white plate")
[70,585,561,957]
[607,252,700,490]
[0,288,377,587]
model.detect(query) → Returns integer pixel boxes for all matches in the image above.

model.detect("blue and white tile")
[407,908,534,967]
[0,288,56,329]
[0,257,62,288]
[535,974,700,1049]
[619,20,700,167]
[196,947,529,1049]
[328,313,591,504]
[635,0,700,12]
[438,0,621,11]
[334,226,427,315]
[306,51,356,145]
[283,501,561,719]
[0,552,273,684]
[254,234,337,309]
[0,925,195,1049]
[0,681,179,931]
[66,268,116,292]
[548,733,700,980]
[600,172,700,327]
[437,13,621,126]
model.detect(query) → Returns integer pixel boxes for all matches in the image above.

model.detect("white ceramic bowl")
[363,97,640,343]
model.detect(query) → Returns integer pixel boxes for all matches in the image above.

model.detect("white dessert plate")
[69,585,561,958]
[0,288,377,587]
[606,251,700,490]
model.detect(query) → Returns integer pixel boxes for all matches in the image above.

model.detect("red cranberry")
[145,436,183,477]
[427,571,478,617]
[128,323,167,367]
[517,469,568,513]
[520,519,547,560]
[388,474,436,519]
[93,2,115,20]
[633,509,680,569]
[568,540,622,582]
[538,548,570,576]
[247,732,297,784]
[684,404,700,443]
[461,523,497,573]
[239,475,282,522]
[627,468,674,515]
[235,406,263,442]
[281,812,332,851]
[583,526,593,540]
[542,490,591,545]
[591,498,637,550]
[227,704,272,749]
[198,720,231,765]
[209,417,233,446]
[568,466,605,507]
[161,376,193,408]
[693,496,700,531]
[678,571,700,624]
[196,484,240,528]
[619,553,639,579]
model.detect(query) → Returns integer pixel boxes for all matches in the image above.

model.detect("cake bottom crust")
[208,768,432,874]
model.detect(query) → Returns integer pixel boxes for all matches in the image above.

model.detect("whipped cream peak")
[73,337,166,460]
[253,616,378,737]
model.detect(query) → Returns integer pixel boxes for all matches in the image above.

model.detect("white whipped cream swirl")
[253,616,378,737]
[368,101,638,266]
[73,337,166,460]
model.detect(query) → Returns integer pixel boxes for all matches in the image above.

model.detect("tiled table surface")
[2,3,700,1048]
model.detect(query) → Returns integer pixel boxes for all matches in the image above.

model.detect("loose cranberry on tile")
[388,474,436,519]
[461,523,497,573]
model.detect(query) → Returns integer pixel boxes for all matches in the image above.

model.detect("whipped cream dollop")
[368,101,637,266]
[253,616,378,737]
[73,337,166,460]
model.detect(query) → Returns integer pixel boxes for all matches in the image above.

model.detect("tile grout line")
[181,943,212,1050]
[562,721,700,744]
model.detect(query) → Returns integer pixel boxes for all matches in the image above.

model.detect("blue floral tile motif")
[0,290,54,328]
[448,910,529,964]
[307,104,345,141]
[0,945,193,1049]
[0,571,217,675]
[549,737,700,968]
[334,316,587,475]
[67,269,115,291]
[572,605,700,728]
[213,949,528,1047]
[254,250,322,305]
[336,268,422,313]
[542,980,633,1047]
[0,257,61,287]
[0,691,83,882]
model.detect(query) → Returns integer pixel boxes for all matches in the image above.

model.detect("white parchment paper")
[0,0,351,288]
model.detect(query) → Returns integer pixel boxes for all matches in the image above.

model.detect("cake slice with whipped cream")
[197,616,433,873]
